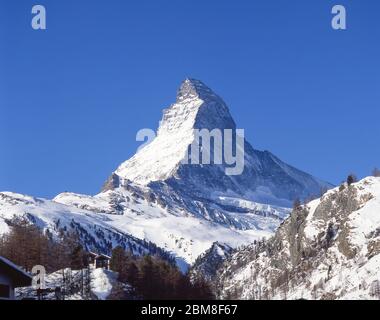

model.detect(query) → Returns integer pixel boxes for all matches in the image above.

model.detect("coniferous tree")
[137,255,155,299]
[347,174,357,186]
[125,261,139,290]
[110,246,128,273]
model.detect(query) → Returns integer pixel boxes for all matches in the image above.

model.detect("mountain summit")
[113,78,236,186]
[176,78,221,102]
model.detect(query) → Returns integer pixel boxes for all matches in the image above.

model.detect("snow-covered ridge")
[0,192,171,260]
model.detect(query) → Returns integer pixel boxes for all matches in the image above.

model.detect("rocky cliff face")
[190,242,233,283]
[216,177,380,300]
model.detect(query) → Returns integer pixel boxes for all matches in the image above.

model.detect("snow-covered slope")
[16,267,130,300]
[52,181,286,268]
[0,192,171,260]
[217,177,380,300]
[91,268,122,300]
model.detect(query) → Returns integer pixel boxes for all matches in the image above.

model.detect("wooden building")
[0,256,33,300]
[88,252,111,270]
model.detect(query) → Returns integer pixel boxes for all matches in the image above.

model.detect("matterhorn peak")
[112,78,238,186]
[109,79,331,208]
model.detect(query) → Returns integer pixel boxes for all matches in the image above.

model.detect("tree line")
[0,216,87,273]
[109,246,214,300]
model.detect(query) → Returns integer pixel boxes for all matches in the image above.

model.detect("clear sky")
[1,0,379,199]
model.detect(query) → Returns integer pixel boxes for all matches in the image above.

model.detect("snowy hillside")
[0,190,274,270]
[217,177,380,300]
[0,192,171,260]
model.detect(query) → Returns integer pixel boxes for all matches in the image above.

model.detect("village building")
[0,256,33,300]
[88,252,111,270]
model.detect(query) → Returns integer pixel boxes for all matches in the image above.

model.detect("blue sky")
[1,0,379,198]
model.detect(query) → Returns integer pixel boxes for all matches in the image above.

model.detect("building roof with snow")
[0,256,33,288]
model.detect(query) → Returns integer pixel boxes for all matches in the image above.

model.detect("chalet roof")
[0,256,33,288]
[97,253,111,260]
[88,252,111,260]
[88,251,98,258]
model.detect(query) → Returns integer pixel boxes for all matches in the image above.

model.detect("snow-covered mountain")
[0,79,332,270]
[110,78,331,209]
[216,177,380,300]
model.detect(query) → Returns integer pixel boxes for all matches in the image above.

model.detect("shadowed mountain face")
[110,78,333,208]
